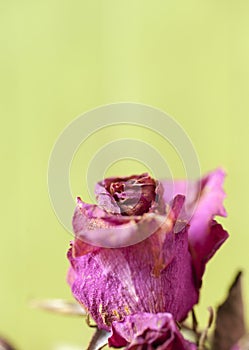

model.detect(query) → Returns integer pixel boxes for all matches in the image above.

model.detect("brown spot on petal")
[99,304,110,327]
[72,238,99,257]
[124,305,131,315]
[150,217,175,278]
[112,309,122,321]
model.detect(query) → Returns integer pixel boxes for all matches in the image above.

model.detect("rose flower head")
[96,173,162,216]
[67,170,228,347]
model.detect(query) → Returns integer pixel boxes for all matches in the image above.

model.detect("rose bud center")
[106,174,156,216]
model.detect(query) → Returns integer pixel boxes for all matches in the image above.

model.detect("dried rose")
[67,170,228,333]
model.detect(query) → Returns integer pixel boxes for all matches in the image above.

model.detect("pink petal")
[68,197,198,330]
[109,312,197,350]
[161,168,229,283]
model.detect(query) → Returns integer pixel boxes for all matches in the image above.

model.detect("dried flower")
[67,170,228,338]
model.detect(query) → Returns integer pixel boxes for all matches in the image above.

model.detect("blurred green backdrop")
[1,0,249,349]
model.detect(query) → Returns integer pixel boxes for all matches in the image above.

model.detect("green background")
[1,1,249,349]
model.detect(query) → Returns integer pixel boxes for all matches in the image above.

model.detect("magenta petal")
[190,220,229,282]
[109,312,197,350]
[161,168,228,282]
[68,170,229,333]
[68,198,198,330]
[72,197,171,249]
[161,168,226,215]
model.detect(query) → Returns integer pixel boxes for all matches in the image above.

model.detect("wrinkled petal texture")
[68,197,198,330]
[161,168,229,283]
[72,197,169,250]
[67,169,229,333]
[109,312,196,350]
[95,173,165,216]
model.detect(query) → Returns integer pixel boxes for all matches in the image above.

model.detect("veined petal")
[68,197,198,330]
[67,170,229,333]
[161,168,228,283]
[72,198,171,251]
[109,312,197,350]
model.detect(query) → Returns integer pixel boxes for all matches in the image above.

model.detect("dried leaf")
[87,329,110,350]
[0,337,16,350]
[30,299,86,316]
[212,272,246,350]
